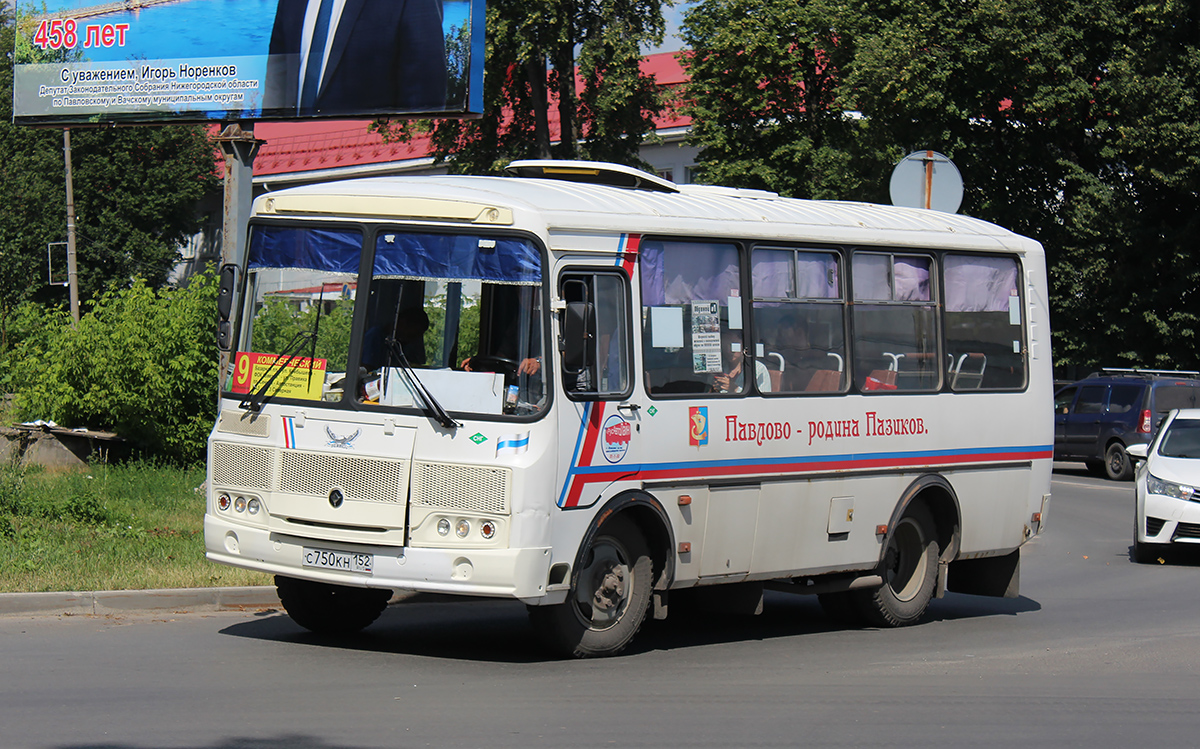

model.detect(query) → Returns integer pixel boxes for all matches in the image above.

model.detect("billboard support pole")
[215,122,263,269]
[214,122,264,399]
[63,128,80,326]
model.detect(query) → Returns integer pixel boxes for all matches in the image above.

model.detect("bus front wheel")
[275,575,392,635]
[529,516,653,658]
[854,503,938,627]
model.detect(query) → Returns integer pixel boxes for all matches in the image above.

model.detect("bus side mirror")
[561,300,594,373]
[217,264,238,352]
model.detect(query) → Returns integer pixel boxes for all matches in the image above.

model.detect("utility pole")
[63,128,80,325]
[213,122,263,398]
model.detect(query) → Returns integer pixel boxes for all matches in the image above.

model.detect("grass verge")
[0,460,271,593]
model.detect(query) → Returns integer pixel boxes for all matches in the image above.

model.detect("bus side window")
[943,254,1026,390]
[558,271,631,399]
[851,252,940,392]
[751,248,846,393]
[640,239,743,396]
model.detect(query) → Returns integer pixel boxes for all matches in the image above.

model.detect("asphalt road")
[4,465,1200,749]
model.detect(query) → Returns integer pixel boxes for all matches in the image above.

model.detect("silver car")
[1129,408,1200,563]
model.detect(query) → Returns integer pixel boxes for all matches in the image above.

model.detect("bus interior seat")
[863,369,897,390]
[763,352,785,392]
[951,353,987,389]
[806,369,842,392]
[893,352,939,389]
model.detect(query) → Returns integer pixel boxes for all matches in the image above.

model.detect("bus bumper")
[204,514,555,603]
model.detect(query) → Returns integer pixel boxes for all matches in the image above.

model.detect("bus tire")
[529,516,653,658]
[853,503,938,627]
[275,575,391,635]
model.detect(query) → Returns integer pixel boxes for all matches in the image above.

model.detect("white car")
[1129,408,1200,563]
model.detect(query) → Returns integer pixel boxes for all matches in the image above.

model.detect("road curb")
[0,586,281,617]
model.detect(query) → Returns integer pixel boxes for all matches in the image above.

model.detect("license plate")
[302,547,373,574]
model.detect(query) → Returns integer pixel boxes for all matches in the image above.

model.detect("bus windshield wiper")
[241,287,326,412]
[386,339,459,429]
[239,330,314,412]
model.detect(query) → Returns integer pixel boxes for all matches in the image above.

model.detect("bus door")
[554,267,641,509]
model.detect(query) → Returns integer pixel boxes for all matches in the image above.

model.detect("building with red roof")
[173,52,696,280]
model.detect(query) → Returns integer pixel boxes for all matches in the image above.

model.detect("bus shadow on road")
[218,589,1041,662]
[52,736,375,749]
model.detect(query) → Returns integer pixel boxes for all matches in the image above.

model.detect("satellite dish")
[889,150,963,213]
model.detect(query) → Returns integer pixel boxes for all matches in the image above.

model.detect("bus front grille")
[215,410,271,438]
[280,450,405,503]
[211,442,273,490]
[410,461,511,515]
[211,441,406,504]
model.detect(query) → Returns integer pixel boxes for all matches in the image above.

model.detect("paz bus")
[205,161,1053,657]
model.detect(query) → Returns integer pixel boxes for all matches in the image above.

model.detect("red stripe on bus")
[564,403,608,508]
[558,449,1053,508]
[620,234,640,275]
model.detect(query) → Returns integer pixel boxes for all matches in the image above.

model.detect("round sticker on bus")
[601,414,631,463]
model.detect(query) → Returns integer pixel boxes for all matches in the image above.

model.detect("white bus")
[206,161,1053,657]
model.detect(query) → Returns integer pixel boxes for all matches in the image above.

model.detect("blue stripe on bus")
[564,444,1055,477]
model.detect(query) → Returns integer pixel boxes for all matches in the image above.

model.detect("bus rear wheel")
[529,516,653,658]
[853,503,938,627]
[275,575,392,635]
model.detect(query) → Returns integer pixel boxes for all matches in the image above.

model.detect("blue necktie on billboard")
[300,0,334,111]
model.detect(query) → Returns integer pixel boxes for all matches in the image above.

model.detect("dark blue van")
[1054,369,1200,480]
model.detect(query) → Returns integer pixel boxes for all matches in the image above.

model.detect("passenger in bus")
[462,355,542,376]
[712,329,771,394]
[773,315,832,391]
[362,306,429,371]
[461,299,542,377]
[357,306,431,403]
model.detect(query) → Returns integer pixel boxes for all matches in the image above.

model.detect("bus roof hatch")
[505,160,680,194]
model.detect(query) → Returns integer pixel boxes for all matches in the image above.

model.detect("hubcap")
[885,517,930,602]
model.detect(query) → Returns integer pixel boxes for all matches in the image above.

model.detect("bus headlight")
[480,520,496,540]
[247,498,261,515]
[217,493,231,511]
[437,518,451,536]
[234,496,247,513]
[455,519,471,538]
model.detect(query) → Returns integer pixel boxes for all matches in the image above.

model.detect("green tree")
[373,0,670,173]
[250,297,355,372]
[7,274,220,465]
[679,0,869,199]
[0,7,219,347]
[681,0,1200,370]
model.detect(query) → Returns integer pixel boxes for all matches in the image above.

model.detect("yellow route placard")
[231,352,326,401]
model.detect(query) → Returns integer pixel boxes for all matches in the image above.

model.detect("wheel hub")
[592,566,626,612]
[573,539,633,630]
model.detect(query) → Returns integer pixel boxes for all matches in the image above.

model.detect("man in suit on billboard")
[264,0,447,116]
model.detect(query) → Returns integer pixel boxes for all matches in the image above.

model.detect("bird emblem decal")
[325,426,361,449]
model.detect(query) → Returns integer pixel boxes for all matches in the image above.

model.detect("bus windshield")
[230,223,547,418]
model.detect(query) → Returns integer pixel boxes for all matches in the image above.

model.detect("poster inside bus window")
[12,0,485,125]
[231,351,326,402]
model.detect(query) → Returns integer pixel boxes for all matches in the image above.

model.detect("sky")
[658,1,689,53]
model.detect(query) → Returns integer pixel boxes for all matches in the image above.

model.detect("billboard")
[12,0,485,125]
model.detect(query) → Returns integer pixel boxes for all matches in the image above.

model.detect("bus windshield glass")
[230,224,547,418]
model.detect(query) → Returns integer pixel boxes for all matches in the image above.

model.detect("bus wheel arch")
[529,492,674,658]
[892,474,962,569]
[856,475,962,627]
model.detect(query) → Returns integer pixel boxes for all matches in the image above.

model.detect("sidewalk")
[0,586,281,617]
